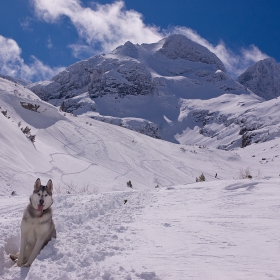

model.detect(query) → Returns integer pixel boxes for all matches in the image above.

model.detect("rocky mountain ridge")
[26,34,280,148]
[28,34,243,103]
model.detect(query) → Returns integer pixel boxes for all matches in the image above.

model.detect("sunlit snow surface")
[1,77,280,279]
[1,180,280,279]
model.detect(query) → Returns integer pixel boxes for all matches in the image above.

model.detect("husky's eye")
[37,193,40,196]
[45,194,48,197]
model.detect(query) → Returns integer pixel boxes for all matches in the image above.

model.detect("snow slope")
[0,76,252,195]
[175,93,280,149]
[0,74,30,87]
[1,70,280,279]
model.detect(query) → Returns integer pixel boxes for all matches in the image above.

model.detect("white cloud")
[241,45,268,63]
[0,35,64,82]
[47,36,53,49]
[31,0,162,53]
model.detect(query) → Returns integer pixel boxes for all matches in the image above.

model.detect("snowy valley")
[0,34,280,279]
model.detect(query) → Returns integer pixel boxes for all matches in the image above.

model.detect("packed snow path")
[1,179,280,279]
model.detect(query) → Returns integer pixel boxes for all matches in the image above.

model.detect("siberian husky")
[10,178,56,267]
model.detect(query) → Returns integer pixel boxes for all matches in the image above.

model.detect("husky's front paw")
[23,263,31,267]
[9,254,18,262]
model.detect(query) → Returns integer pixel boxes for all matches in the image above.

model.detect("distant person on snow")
[215,173,217,178]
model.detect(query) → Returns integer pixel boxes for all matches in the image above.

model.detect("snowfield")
[1,58,280,279]
[0,76,254,195]
[1,179,280,279]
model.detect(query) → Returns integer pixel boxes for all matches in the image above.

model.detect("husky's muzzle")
[38,199,44,211]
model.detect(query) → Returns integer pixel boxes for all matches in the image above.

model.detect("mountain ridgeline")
[27,34,280,148]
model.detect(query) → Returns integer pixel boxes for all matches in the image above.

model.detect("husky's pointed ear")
[34,178,41,190]
[46,179,53,192]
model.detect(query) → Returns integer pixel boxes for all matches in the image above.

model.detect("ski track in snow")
[41,123,134,190]
[1,180,280,280]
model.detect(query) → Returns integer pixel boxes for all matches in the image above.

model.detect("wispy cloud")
[19,17,33,31]
[46,36,53,49]
[0,35,64,82]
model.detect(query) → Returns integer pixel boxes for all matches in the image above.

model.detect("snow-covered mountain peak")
[27,34,237,103]
[25,34,253,143]
[111,40,139,59]
[158,34,226,72]
[237,57,280,100]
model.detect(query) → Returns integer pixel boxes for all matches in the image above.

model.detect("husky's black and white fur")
[10,178,56,267]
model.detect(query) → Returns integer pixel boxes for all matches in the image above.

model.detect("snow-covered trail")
[1,179,280,280]
[130,180,280,280]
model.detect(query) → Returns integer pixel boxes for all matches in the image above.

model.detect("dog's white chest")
[25,226,37,247]
[22,217,50,246]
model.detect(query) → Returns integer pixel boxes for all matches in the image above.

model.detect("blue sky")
[0,0,279,82]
